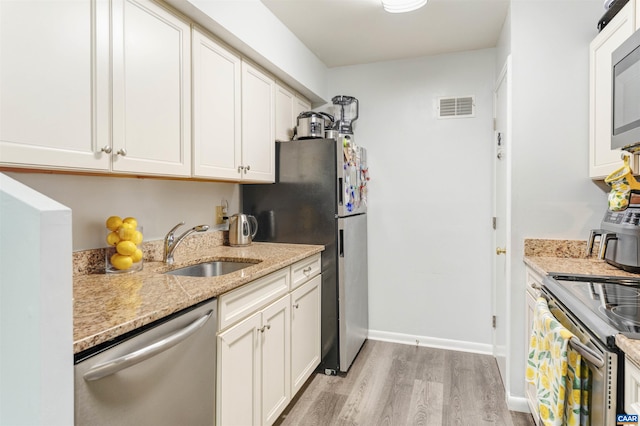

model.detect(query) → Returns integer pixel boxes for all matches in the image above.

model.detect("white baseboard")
[368,329,493,355]
[507,394,532,413]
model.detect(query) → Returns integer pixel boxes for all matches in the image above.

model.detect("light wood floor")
[276,340,536,426]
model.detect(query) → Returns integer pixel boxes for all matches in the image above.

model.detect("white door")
[291,275,321,395]
[111,0,191,176]
[217,313,261,426]
[275,83,295,142]
[261,295,291,426]
[241,61,275,182]
[192,28,242,180]
[0,0,110,171]
[493,56,511,383]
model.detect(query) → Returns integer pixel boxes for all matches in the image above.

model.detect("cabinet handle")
[100,146,112,154]
[303,267,312,276]
[238,166,244,173]
[116,148,127,157]
[259,324,271,333]
[245,165,250,171]
[293,303,299,309]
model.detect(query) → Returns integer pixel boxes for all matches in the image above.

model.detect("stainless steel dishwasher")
[74,298,217,425]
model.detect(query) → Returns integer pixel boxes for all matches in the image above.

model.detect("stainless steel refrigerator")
[242,138,369,374]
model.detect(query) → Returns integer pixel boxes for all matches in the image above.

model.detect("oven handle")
[569,337,605,369]
[532,285,606,368]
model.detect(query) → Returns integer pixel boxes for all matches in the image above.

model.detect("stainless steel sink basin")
[165,261,257,277]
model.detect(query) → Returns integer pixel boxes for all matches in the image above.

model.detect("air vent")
[438,96,475,119]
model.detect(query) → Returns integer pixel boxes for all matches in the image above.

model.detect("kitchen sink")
[165,261,257,277]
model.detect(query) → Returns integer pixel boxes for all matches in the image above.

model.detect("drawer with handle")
[291,253,321,291]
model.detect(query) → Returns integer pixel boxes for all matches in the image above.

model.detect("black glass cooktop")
[543,273,640,345]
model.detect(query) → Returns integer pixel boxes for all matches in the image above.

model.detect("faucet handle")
[167,221,185,238]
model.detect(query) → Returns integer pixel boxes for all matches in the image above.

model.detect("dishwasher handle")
[83,309,214,381]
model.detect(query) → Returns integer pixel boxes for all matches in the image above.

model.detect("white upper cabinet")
[589,1,637,178]
[192,28,242,180]
[275,84,296,142]
[111,0,191,177]
[275,83,312,142]
[241,61,276,182]
[0,0,110,171]
[294,96,312,127]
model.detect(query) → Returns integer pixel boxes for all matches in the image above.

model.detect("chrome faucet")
[164,221,210,265]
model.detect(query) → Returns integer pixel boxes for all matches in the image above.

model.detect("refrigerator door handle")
[339,229,344,257]
[338,177,343,207]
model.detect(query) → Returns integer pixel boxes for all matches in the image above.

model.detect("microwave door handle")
[83,310,214,381]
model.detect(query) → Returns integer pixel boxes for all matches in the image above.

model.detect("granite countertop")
[523,238,640,365]
[73,242,324,354]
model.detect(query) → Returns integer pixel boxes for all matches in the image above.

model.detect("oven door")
[542,288,619,426]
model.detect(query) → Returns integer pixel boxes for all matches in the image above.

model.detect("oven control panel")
[604,208,640,226]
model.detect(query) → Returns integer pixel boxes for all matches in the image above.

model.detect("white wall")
[328,49,497,351]
[506,0,607,404]
[5,173,239,251]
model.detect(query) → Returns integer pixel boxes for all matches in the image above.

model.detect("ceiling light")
[382,0,427,13]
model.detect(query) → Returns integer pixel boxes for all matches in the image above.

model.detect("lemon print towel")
[526,297,590,426]
[605,155,640,211]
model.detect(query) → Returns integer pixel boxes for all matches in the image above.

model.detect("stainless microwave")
[612,28,640,152]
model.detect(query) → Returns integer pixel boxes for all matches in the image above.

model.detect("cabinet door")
[294,96,312,123]
[217,313,261,426]
[275,84,295,142]
[589,2,637,178]
[262,295,291,426]
[192,28,242,180]
[291,275,321,395]
[241,61,275,182]
[0,0,110,171]
[112,0,191,177]
[626,358,640,414]
[524,290,538,421]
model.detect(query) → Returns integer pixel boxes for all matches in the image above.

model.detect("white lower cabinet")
[217,254,322,426]
[525,266,543,425]
[261,295,291,425]
[217,311,261,426]
[626,358,640,415]
[217,294,291,426]
[291,275,321,395]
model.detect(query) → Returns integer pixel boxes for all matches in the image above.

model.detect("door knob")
[496,247,507,255]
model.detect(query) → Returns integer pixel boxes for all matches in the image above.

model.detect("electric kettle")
[228,214,258,247]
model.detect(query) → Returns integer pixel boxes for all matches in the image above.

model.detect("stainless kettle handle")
[249,215,258,239]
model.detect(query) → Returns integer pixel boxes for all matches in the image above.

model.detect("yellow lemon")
[118,226,136,241]
[110,253,133,270]
[106,231,121,246]
[131,230,143,245]
[106,216,123,232]
[123,217,138,228]
[130,248,143,263]
[116,240,137,256]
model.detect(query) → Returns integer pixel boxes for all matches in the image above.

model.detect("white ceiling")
[261,0,510,68]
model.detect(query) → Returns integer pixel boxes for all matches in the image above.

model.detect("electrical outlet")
[215,206,225,225]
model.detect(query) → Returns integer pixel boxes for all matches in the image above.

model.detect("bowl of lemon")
[105,215,144,274]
